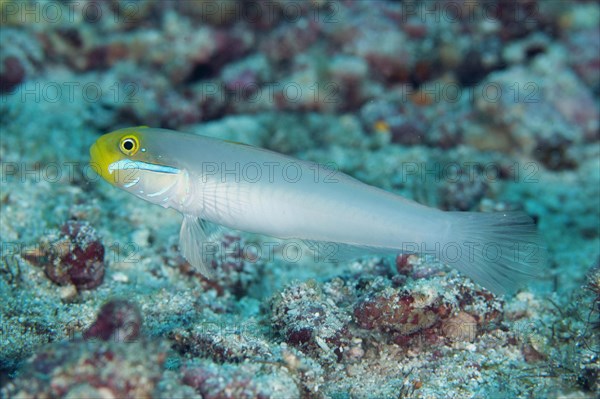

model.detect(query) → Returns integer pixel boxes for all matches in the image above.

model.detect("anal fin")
[302,239,399,263]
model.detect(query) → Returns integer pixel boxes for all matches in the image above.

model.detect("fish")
[90,126,545,295]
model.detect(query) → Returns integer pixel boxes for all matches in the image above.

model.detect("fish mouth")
[90,142,99,163]
[108,159,180,175]
[89,141,114,184]
[89,143,100,170]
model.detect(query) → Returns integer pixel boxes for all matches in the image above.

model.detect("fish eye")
[119,136,139,155]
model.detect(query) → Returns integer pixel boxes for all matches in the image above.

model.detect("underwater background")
[0,0,599,398]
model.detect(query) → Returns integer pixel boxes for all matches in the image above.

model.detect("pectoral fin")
[179,214,216,278]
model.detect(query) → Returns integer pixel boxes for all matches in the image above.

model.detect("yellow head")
[90,126,147,185]
[90,127,184,207]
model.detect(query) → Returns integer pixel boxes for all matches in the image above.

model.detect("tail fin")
[440,211,546,295]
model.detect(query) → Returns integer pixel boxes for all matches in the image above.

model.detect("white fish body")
[90,127,545,295]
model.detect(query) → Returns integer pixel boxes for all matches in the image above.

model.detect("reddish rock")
[354,291,450,336]
[0,56,25,93]
[43,221,105,290]
[83,300,142,343]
